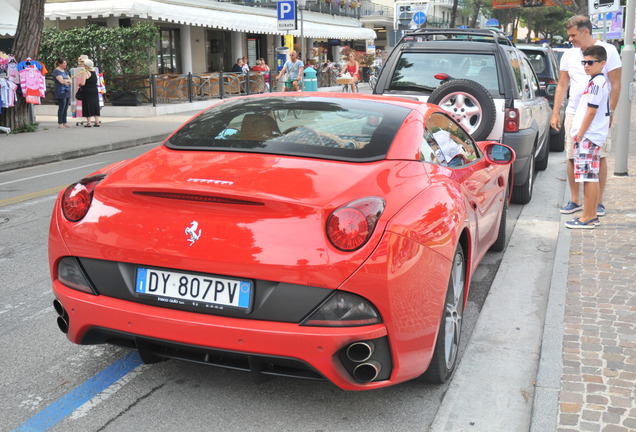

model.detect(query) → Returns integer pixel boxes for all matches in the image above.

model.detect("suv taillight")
[504,108,519,133]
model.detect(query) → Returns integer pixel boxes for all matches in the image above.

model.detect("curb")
[529,187,571,431]
[0,134,170,174]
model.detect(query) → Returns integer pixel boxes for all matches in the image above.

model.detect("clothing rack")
[0,74,11,134]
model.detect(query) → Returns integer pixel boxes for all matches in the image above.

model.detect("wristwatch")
[609,110,614,116]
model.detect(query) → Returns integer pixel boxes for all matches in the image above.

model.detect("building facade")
[43,0,378,73]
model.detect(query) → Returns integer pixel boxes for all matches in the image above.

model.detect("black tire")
[511,145,536,204]
[422,245,465,384]
[428,79,496,141]
[549,126,565,152]
[536,138,549,172]
[490,185,509,252]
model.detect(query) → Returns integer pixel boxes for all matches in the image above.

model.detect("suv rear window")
[389,52,499,93]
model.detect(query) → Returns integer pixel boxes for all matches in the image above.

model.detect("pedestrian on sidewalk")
[232,58,243,73]
[551,15,622,218]
[52,57,72,128]
[565,45,610,229]
[77,59,101,127]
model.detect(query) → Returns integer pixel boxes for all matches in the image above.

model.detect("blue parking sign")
[277,1,296,20]
[277,0,297,30]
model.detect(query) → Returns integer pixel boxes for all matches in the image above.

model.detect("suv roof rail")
[401,28,515,47]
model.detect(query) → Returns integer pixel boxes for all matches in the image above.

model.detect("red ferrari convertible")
[49,93,514,390]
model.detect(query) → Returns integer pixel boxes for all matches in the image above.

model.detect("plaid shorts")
[574,137,601,182]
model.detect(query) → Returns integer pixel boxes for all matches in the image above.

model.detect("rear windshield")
[166,96,412,162]
[520,50,550,78]
[389,52,500,94]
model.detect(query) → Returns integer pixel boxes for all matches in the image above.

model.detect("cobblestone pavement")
[557,100,636,431]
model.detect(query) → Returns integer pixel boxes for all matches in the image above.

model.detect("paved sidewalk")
[554,116,636,430]
[531,96,636,432]
[1,89,635,431]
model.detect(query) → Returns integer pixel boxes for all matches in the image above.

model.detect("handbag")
[75,87,84,101]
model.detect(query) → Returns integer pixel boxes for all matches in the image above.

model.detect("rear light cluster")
[61,174,105,222]
[57,257,96,294]
[504,108,520,133]
[326,197,385,252]
[301,291,381,327]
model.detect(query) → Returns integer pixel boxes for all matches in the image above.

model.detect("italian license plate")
[135,267,251,310]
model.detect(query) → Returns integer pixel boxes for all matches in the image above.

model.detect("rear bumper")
[52,282,397,390]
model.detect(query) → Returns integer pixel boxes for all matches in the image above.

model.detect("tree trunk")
[450,0,459,28]
[470,0,482,29]
[0,0,46,131]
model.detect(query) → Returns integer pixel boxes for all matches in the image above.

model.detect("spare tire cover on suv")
[428,79,496,142]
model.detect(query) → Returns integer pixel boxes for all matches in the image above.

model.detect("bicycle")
[367,66,380,90]
[276,108,303,122]
[368,69,378,90]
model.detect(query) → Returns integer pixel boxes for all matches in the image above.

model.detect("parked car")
[374,28,552,204]
[49,93,514,391]
[518,43,566,152]
[552,46,569,65]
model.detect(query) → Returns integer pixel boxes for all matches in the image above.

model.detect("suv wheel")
[511,145,535,204]
[536,139,549,171]
[428,79,496,141]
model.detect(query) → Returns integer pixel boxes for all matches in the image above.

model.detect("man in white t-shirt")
[550,15,622,218]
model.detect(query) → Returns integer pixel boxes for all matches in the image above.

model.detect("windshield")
[389,52,500,94]
[166,96,412,162]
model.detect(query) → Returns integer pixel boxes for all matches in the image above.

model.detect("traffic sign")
[588,0,620,13]
[412,11,426,25]
[277,0,297,31]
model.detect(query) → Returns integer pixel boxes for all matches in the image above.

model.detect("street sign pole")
[613,0,634,175]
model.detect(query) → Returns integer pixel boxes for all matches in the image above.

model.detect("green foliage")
[12,122,40,133]
[39,22,159,84]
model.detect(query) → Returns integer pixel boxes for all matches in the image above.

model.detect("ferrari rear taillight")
[504,108,519,133]
[62,175,105,222]
[326,197,385,252]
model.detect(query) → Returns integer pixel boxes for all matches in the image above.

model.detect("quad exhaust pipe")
[353,361,381,383]
[346,341,382,383]
[346,341,375,363]
[53,299,69,334]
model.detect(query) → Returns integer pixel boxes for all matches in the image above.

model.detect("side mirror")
[545,83,557,97]
[482,143,515,165]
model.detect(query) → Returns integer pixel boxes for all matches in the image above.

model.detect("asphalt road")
[0,143,521,432]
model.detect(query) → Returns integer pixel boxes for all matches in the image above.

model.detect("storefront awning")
[0,0,20,37]
[44,0,376,40]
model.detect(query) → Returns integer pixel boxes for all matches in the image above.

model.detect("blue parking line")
[13,351,143,432]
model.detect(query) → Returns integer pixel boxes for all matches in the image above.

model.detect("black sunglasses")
[581,60,601,66]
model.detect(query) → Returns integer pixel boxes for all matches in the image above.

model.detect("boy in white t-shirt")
[565,45,610,229]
